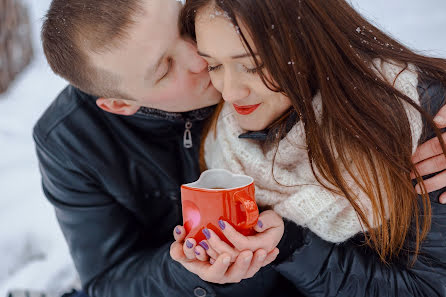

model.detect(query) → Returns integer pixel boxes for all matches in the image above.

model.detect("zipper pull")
[183,120,193,148]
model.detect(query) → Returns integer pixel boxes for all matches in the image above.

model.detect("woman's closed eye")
[243,64,264,74]
[207,64,264,74]
[207,64,222,72]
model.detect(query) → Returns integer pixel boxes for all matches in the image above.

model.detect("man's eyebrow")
[198,51,256,59]
[145,53,165,81]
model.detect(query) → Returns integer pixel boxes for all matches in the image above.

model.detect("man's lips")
[233,104,261,115]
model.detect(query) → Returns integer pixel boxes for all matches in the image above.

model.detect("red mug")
[181,169,259,246]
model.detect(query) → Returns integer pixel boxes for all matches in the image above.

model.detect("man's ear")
[96,98,141,116]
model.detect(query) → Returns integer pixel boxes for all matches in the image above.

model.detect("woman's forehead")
[196,7,255,58]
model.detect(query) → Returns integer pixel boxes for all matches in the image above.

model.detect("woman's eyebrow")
[197,51,257,59]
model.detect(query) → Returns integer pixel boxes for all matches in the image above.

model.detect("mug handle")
[234,191,259,229]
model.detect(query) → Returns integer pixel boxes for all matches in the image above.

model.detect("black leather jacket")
[33,86,297,297]
[34,77,446,297]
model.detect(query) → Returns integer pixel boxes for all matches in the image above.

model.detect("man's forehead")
[138,0,183,73]
[141,0,182,18]
[138,0,182,38]
[90,0,182,82]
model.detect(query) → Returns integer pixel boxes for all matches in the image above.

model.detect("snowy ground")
[0,0,445,296]
[0,1,78,296]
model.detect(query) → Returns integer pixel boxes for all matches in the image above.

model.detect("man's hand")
[412,105,446,203]
[170,222,279,284]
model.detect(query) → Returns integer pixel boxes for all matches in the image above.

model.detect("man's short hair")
[42,0,143,97]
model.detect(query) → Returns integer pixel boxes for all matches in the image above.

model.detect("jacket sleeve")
[274,189,446,297]
[34,134,214,297]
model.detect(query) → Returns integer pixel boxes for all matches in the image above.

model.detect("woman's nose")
[222,74,250,103]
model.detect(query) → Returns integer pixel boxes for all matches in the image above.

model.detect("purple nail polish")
[199,241,209,250]
[202,228,211,239]
[218,220,226,230]
[195,249,201,256]
[175,227,181,235]
[257,220,263,229]
[186,240,193,249]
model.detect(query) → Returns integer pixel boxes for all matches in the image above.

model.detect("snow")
[0,0,445,296]
[350,0,446,57]
[0,1,77,296]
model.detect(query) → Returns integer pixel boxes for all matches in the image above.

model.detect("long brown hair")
[183,0,446,263]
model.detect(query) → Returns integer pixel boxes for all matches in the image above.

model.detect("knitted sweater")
[204,61,423,242]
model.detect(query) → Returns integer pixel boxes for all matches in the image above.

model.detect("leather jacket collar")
[239,110,299,141]
[136,105,216,123]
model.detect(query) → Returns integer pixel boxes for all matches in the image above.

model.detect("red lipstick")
[233,104,261,115]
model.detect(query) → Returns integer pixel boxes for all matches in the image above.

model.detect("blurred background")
[0,0,445,296]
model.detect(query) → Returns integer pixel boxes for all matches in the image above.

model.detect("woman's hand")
[412,105,446,203]
[170,223,279,284]
[196,210,284,263]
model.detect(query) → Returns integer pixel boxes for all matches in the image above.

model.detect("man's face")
[91,0,221,112]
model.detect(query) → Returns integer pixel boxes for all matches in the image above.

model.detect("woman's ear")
[96,98,141,116]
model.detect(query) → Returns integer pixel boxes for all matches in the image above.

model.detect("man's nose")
[179,40,208,74]
[188,52,208,74]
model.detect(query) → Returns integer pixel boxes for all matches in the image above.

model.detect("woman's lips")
[233,104,261,115]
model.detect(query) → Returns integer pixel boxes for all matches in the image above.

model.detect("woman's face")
[195,6,292,131]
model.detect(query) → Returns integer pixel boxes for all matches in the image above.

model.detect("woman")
[172,0,446,295]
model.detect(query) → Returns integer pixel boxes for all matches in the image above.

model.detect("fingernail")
[175,227,181,235]
[434,115,446,125]
[258,252,266,262]
[218,220,226,230]
[186,240,193,249]
[194,249,201,256]
[415,184,421,194]
[257,220,263,229]
[223,257,230,265]
[199,241,209,250]
[440,196,446,204]
[202,228,211,239]
[244,255,253,263]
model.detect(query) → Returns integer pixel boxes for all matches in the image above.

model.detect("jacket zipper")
[183,120,193,148]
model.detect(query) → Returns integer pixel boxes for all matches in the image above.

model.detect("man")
[33,0,446,296]
[35,1,289,296]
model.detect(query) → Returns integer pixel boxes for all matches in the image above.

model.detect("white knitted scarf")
[204,61,423,242]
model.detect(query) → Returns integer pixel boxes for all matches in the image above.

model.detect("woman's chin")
[237,118,268,132]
